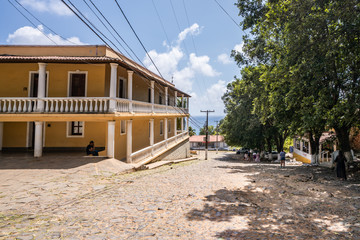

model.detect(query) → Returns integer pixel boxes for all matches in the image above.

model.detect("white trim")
[160,120,164,136]
[120,119,126,135]
[26,122,30,148]
[43,121,46,147]
[28,71,49,97]
[66,121,85,138]
[67,71,88,97]
[117,77,127,98]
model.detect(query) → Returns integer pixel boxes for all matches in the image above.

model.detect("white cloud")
[173,67,194,92]
[234,42,244,53]
[190,80,227,116]
[177,23,200,44]
[189,53,220,77]
[217,53,232,64]
[19,0,72,16]
[7,25,85,45]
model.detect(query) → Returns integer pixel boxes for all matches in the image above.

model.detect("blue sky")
[1,0,244,117]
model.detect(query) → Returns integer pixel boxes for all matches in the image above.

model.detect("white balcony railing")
[130,131,189,163]
[0,97,188,115]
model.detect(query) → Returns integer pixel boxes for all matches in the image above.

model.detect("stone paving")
[0,151,359,239]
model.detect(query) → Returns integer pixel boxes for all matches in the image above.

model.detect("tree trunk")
[334,126,353,163]
[309,132,321,165]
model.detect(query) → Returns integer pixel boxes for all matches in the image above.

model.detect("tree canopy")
[222,0,360,162]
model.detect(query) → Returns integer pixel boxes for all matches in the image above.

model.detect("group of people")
[243,151,261,162]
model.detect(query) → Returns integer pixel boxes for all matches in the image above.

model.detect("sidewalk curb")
[143,157,198,170]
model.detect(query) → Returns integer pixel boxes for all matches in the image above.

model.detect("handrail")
[0,97,189,114]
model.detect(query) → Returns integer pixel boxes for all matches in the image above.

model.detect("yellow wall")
[3,122,27,147]
[114,119,127,161]
[0,63,37,97]
[44,121,106,147]
[133,74,150,102]
[293,152,311,164]
[0,63,106,98]
[132,118,150,152]
[154,118,165,143]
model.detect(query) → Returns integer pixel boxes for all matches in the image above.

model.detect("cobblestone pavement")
[0,151,359,239]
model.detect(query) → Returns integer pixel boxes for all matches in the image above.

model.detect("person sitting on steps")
[86,140,99,156]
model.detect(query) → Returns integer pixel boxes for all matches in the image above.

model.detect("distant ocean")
[190,115,225,135]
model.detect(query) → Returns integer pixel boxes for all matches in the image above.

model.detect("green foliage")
[188,126,196,136]
[199,125,215,135]
[229,0,360,157]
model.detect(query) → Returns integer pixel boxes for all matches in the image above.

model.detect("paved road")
[1,151,359,239]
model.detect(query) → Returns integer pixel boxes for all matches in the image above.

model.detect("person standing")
[280,149,286,168]
[334,150,347,180]
[255,152,260,162]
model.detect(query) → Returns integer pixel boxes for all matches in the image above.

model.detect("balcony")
[0,97,188,115]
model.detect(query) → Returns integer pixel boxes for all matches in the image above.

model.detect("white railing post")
[109,63,118,112]
[37,63,47,112]
[127,119,133,163]
[127,70,133,113]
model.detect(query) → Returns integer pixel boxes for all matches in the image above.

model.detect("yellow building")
[0,45,190,163]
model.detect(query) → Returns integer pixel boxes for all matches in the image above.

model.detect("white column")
[164,118,168,147]
[174,91,177,106]
[127,70,133,112]
[150,119,154,155]
[0,122,3,151]
[165,87,168,113]
[37,63,47,112]
[126,119,132,163]
[181,117,184,132]
[186,117,189,132]
[109,63,118,112]
[107,121,115,158]
[151,81,155,113]
[34,121,43,157]
[186,96,189,110]
[174,117,177,136]
[181,94,184,108]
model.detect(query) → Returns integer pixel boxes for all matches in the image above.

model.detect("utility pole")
[215,120,219,154]
[200,110,215,160]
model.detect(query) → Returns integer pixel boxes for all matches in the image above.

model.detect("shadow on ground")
[0,152,108,169]
[186,155,360,239]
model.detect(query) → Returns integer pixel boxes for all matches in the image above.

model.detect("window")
[67,121,84,137]
[167,94,170,105]
[160,120,164,135]
[148,88,151,103]
[69,73,86,97]
[295,139,300,150]
[159,94,163,104]
[120,120,126,135]
[118,79,126,98]
[303,141,309,153]
[168,120,171,133]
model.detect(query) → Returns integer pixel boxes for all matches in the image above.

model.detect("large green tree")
[234,0,360,162]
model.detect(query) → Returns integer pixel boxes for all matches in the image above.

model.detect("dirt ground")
[0,151,359,239]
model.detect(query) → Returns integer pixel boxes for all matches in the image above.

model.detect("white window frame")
[28,71,50,97]
[160,120,164,136]
[117,77,127,98]
[66,121,85,138]
[67,71,88,97]
[120,120,126,135]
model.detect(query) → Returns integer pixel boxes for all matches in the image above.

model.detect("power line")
[114,0,164,79]
[213,0,244,32]
[151,0,171,45]
[86,0,145,65]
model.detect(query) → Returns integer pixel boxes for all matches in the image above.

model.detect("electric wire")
[86,0,145,66]
[151,0,171,45]
[213,0,243,32]
[114,0,164,79]
[8,0,57,45]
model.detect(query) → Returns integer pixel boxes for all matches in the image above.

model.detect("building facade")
[189,135,228,150]
[0,45,190,163]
